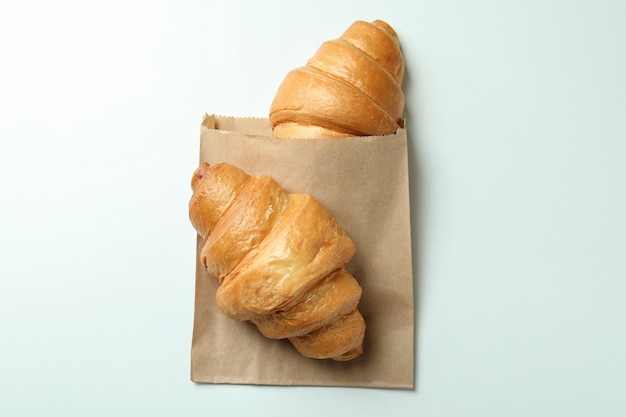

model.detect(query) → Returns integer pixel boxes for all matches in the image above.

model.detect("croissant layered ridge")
[189,162,365,361]
[270,19,405,139]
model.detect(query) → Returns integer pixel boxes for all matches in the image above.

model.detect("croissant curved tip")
[370,19,398,39]
[191,162,210,191]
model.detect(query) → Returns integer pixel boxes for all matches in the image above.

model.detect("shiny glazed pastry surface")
[269,19,405,138]
[189,162,365,361]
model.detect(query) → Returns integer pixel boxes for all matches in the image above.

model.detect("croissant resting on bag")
[189,162,365,361]
[269,19,405,139]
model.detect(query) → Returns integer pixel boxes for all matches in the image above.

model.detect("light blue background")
[1,0,625,415]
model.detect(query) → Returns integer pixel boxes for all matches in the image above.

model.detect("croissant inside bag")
[190,19,414,389]
[270,19,405,139]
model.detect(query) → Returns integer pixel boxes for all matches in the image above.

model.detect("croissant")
[189,162,365,361]
[269,19,405,139]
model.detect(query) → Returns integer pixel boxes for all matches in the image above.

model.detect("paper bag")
[190,114,414,389]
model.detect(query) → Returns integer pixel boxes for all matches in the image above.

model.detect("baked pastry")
[189,162,365,360]
[269,19,405,138]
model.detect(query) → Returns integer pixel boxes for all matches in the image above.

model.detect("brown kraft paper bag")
[190,114,414,389]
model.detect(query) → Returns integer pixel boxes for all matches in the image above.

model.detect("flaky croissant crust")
[270,19,405,138]
[189,162,365,361]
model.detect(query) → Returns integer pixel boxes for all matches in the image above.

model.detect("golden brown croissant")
[269,19,405,139]
[189,162,365,361]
